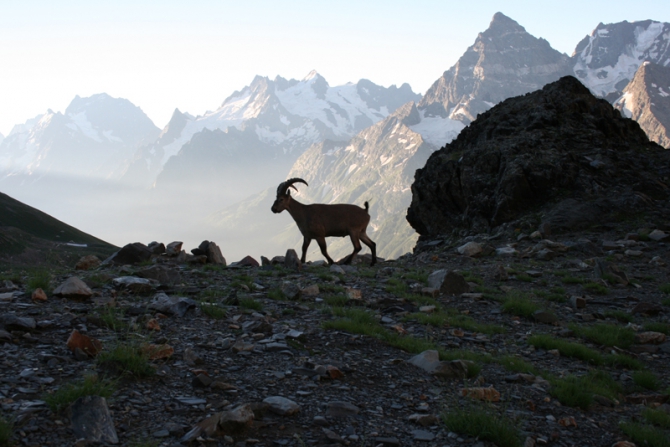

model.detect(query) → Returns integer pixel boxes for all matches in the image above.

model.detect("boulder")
[166,241,183,256]
[232,256,260,268]
[206,242,226,265]
[137,265,182,285]
[147,241,166,255]
[148,293,197,317]
[457,241,483,257]
[70,396,118,444]
[112,276,156,294]
[407,76,670,239]
[103,242,153,265]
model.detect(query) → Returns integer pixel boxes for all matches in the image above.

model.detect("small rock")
[149,293,197,317]
[330,264,346,275]
[648,229,668,241]
[141,344,174,360]
[75,255,101,270]
[233,256,260,267]
[281,281,301,300]
[569,296,586,309]
[411,429,435,441]
[631,302,663,316]
[345,287,362,300]
[284,249,301,271]
[263,396,300,416]
[326,401,360,418]
[166,241,183,256]
[112,276,155,294]
[408,413,439,426]
[66,329,102,357]
[232,340,255,353]
[427,270,470,295]
[301,284,320,296]
[31,288,48,302]
[496,246,517,256]
[1,315,36,331]
[70,396,118,444]
[635,332,666,344]
[457,242,483,257]
[625,250,643,257]
[533,310,558,324]
[461,387,501,402]
[494,264,509,281]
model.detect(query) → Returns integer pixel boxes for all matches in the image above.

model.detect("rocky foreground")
[0,227,669,447]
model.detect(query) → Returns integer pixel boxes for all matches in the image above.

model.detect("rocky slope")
[407,75,670,242]
[614,62,670,148]
[1,220,669,446]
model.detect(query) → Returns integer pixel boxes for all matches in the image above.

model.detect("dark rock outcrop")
[407,76,670,240]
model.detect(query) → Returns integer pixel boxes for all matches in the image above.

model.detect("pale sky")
[1,0,669,136]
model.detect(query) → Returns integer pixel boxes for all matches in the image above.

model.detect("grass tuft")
[548,370,621,410]
[619,422,670,447]
[200,301,227,319]
[583,282,609,295]
[238,297,262,311]
[26,269,51,294]
[0,414,12,447]
[96,342,155,378]
[644,322,670,335]
[442,406,522,447]
[502,292,540,318]
[43,375,115,414]
[528,334,602,364]
[569,323,635,349]
[633,370,662,391]
[642,407,670,429]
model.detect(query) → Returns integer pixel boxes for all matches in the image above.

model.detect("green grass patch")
[561,275,587,284]
[200,301,227,319]
[528,334,602,364]
[496,355,542,376]
[583,282,609,295]
[267,288,287,301]
[319,283,344,294]
[604,310,634,323]
[442,406,522,447]
[0,414,12,447]
[96,342,155,378]
[633,370,662,391]
[323,294,349,307]
[515,273,534,282]
[26,269,51,294]
[658,284,670,295]
[548,370,621,410]
[534,288,567,303]
[238,297,262,311]
[619,422,670,447]
[317,273,334,281]
[385,277,408,295]
[403,269,429,284]
[644,322,670,335]
[461,272,484,285]
[43,375,115,414]
[407,310,505,335]
[97,307,128,332]
[569,323,635,349]
[642,407,670,429]
[502,292,540,318]
[605,354,644,370]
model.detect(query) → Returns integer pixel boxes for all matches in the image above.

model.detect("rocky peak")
[614,62,670,148]
[419,13,571,124]
[408,75,670,240]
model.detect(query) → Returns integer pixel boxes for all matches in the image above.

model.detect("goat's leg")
[343,234,362,265]
[360,231,377,266]
[301,238,312,263]
[315,237,335,265]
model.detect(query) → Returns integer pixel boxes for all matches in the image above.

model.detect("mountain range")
[1,12,669,262]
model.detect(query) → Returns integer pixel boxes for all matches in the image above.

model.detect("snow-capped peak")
[303,69,321,81]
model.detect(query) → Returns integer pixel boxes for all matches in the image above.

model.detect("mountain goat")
[271,178,377,266]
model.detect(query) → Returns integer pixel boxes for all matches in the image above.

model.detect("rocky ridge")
[1,219,670,446]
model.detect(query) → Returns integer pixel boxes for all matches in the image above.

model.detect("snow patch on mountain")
[409,111,465,148]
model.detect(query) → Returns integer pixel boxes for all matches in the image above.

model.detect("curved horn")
[277,178,308,196]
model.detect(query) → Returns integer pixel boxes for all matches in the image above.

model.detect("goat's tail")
[364,201,370,212]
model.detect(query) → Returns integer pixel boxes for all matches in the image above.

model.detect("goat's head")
[271,178,308,213]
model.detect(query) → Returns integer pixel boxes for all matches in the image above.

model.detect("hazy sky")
[1,0,669,136]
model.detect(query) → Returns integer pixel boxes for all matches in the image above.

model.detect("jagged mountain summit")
[573,19,670,102]
[121,72,420,188]
[0,93,160,179]
[407,76,670,243]
[614,62,670,148]
[419,12,573,125]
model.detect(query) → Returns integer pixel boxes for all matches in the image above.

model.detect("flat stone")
[648,229,668,241]
[457,241,483,257]
[412,430,435,441]
[1,315,36,331]
[635,331,666,344]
